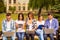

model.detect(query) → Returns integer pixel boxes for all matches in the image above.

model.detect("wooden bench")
[0,35,39,40]
[0,35,58,40]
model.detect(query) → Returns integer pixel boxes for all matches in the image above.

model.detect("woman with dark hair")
[15,13,25,40]
[36,15,45,40]
[25,12,37,40]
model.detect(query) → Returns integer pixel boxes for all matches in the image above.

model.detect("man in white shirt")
[2,13,15,40]
[44,12,59,40]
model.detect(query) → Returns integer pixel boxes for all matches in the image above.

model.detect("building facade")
[6,0,31,13]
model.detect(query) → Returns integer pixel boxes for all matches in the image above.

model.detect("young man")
[2,13,15,40]
[44,11,59,40]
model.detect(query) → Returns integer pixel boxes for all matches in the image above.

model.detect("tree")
[9,6,16,14]
[29,0,55,15]
[0,0,5,13]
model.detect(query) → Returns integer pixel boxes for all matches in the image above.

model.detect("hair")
[28,12,34,20]
[6,13,11,16]
[47,11,53,16]
[38,15,43,20]
[18,13,24,20]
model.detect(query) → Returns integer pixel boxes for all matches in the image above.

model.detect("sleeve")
[44,20,48,28]
[13,21,16,31]
[55,19,59,31]
[32,19,37,27]
[2,20,6,32]
[12,20,16,32]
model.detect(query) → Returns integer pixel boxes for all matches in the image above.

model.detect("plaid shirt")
[2,19,15,32]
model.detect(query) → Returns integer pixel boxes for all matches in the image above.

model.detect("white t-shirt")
[6,21,11,31]
[37,21,45,27]
[36,21,45,31]
[15,20,25,32]
[49,19,52,29]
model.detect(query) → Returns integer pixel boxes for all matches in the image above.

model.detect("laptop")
[44,29,54,34]
[3,32,14,37]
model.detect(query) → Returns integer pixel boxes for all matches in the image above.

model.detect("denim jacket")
[44,18,59,34]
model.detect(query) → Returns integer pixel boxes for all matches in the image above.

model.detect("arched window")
[23,6,25,10]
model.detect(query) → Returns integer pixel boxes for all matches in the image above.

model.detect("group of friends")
[2,11,59,40]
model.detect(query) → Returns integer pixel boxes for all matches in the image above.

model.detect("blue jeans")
[3,36,15,40]
[16,32,25,40]
[36,29,44,40]
[44,34,54,40]
[3,32,15,40]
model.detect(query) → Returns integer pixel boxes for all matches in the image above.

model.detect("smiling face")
[19,14,23,20]
[29,13,33,19]
[6,16,11,21]
[38,16,43,21]
[18,13,24,20]
[6,13,11,21]
[28,12,34,20]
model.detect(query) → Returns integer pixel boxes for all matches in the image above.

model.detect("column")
[25,4,28,11]
[11,0,13,6]
[6,0,9,13]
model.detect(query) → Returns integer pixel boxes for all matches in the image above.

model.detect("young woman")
[15,13,25,40]
[25,12,37,40]
[36,15,45,40]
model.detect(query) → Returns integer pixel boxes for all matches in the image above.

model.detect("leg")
[25,33,29,40]
[49,34,54,40]
[21,32,25,40]
[39,30,44,40]
[16,32,21,40]
[11,33,15,40]
[3,36,8,40]
[11,36,15,40]
[44,34,47,40]
[30,34,34,40]
[36,29,44,40]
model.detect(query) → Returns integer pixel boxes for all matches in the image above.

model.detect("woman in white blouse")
[15,13,25,40]
[36,15,45,40]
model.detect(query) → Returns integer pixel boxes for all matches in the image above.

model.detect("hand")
[32,29,35,31]
[42,27,45,29]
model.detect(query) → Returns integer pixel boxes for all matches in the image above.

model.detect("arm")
[32,20,38,31]
[33,25,38,31]
[15,22,19,29]
[23,23,26,29]
[44,20,48,28]
[55,19,59,31]
[13,21,16,32]
[2,20,6,32]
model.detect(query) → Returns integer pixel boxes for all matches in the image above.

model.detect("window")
[9,6,16,11]
[9,0,11,4]
[13,0,16,4]
[23,6,25,10]
[9,6,11,10]
[19,6,21,10]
